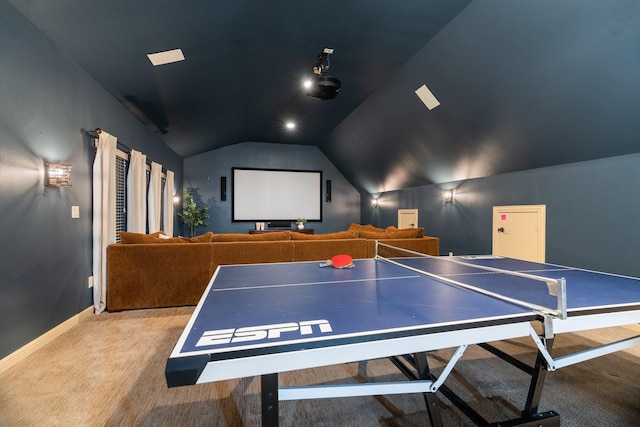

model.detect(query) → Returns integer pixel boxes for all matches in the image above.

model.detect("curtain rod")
[93,128,169,174]
[94,128,130,152]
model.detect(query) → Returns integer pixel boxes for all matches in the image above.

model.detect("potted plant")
[295,218,306,230]
[177,188,209,237]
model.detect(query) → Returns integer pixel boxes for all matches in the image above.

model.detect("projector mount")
[313,48,334,75]
[306,48,341,100]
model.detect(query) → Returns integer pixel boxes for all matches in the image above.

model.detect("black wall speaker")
[326,179,332,202]
[221,176,227,201]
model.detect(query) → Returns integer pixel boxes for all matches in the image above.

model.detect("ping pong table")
[165,244,640,426]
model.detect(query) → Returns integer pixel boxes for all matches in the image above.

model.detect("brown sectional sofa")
[106,225,439,311]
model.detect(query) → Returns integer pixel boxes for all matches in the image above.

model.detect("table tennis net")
[374,242,567,319]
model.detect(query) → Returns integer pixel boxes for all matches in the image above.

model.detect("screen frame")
[231,167,323,222]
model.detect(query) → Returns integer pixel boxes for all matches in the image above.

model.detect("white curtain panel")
[127,150,147,233]
[163,170,175,236]
[148,161,162,233]
[92,131,117,314]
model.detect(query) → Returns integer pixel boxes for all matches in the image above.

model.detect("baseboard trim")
[0,306,94,375]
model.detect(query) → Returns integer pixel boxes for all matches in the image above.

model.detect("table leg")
[261,373,279,426]
[414,352,444,427]
[524,337,555,415]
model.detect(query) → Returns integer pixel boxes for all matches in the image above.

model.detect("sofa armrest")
[107,243,214,311]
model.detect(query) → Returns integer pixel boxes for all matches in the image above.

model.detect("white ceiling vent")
[415,84,440,110]
[147,49,185,66]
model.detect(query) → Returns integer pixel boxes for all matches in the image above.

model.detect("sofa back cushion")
[211,231,291,242]
[293,239,367,262]
[290,230,357,240]
[366,237,439,258]
[119,231,213,244]
[357,228,421,239]
[212,241,295,266]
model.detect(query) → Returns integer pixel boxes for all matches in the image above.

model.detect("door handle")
[497,227,505,233]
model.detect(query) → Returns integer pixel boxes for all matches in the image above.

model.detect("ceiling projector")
[305,48,341,100]
[306,75,342,100]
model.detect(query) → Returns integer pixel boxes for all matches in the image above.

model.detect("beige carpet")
[0,307,638,426]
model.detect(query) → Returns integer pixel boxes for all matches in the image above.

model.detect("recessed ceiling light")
[285,121,296,130]
[147,48,185,66]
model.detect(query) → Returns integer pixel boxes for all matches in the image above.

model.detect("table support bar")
[530,326,640,371]
[278,345,467,401]
[279,380,434,400]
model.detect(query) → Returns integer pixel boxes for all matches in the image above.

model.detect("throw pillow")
[385,226,424,238]
[348,223,385,233]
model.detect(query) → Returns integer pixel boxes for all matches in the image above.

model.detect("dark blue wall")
[324,0,640,194]
[362,153,640,277]
[0,2,183,359]
[183,142,360,234]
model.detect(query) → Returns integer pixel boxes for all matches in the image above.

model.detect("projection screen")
[232,168,322,221]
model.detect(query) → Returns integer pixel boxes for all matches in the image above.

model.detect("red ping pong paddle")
[319,254,354,269]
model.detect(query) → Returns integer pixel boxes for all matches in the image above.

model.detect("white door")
[398,209,418,229]
[492,205,546,262]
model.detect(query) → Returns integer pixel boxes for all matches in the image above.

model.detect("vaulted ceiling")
[9,0,640,194]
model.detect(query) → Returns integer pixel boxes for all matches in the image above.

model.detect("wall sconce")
[173,195,181,205]
[45,162,72,187]
[442,189,454,204]
[371,198,379,208]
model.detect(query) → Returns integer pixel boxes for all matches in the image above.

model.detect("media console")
[249,229,314,235]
